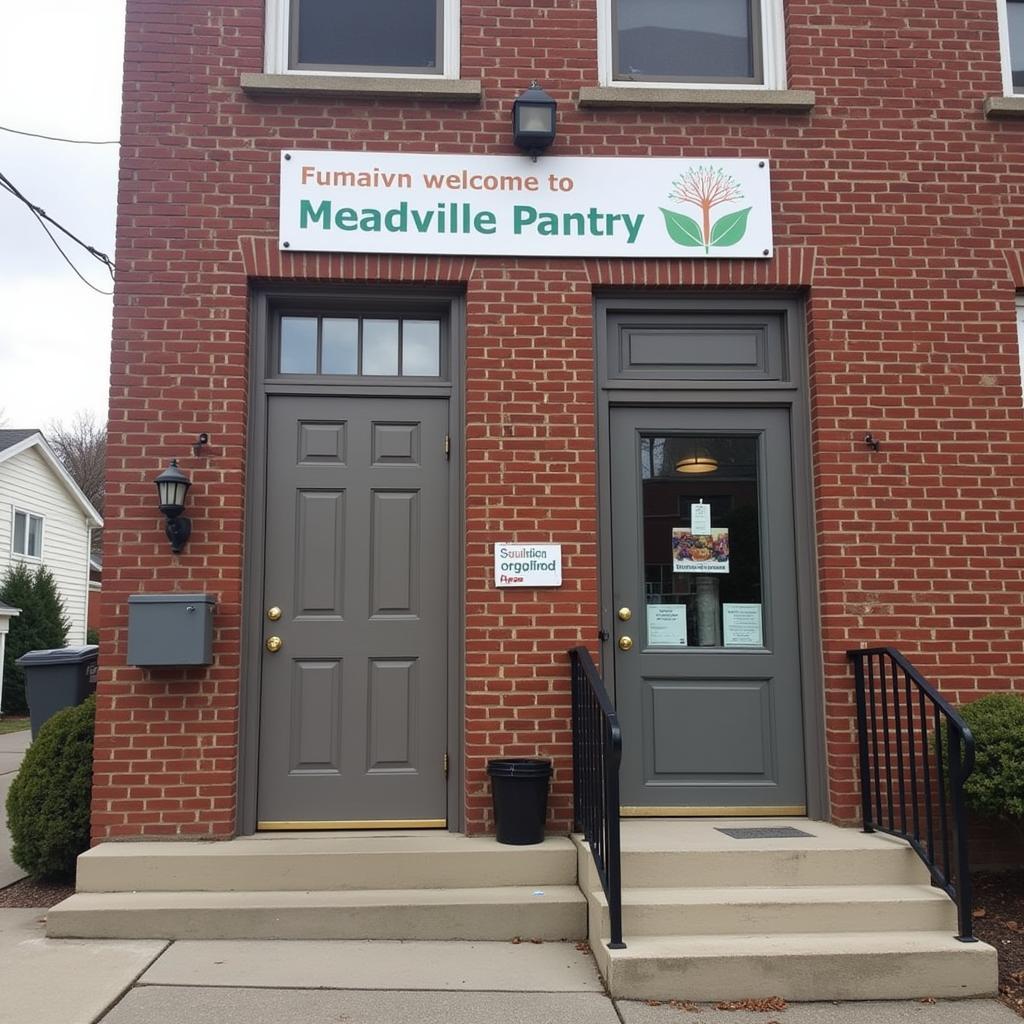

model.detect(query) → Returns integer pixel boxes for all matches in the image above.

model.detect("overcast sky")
[0,0,126,433]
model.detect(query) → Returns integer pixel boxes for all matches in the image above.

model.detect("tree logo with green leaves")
[660,166,751,254]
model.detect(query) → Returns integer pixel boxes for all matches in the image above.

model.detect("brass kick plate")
[621,805,807,817]
[258,819,447,830]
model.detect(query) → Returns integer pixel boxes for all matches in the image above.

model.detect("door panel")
[257,394,449,827]
[610,406,805,812]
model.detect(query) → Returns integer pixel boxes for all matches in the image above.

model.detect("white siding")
[0,448,93,643]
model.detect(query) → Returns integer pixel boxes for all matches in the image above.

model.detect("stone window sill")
[577,86,815,112]
[984,95,1024,119]
[240,73,482,102]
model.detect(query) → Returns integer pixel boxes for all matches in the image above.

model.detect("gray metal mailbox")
[127,594,215,667]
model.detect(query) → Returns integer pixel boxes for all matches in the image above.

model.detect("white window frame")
[597,0,786,89]
[11,508,43,561]
[998,0,1022,95]
[1016,296,1024,403]
[264,0,461,79]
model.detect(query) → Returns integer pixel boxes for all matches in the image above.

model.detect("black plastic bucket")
[486,757,553,845]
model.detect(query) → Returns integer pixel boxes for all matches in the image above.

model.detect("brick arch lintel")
[238,235,477,284]
[586,246,817,289]
[1004,250,1024,290]
[239,235,818,291]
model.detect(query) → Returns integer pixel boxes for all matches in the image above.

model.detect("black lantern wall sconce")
[155,459,192,553]
[512,82,557,160]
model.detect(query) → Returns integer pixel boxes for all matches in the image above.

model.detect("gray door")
[257,394,450,827]
[610,406,806,813]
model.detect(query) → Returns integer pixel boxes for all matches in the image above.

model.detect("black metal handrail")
[569,646,625,949]
[848,646,977,941]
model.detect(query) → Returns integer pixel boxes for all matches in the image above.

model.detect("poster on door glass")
[723,603,763,647]
[672,528,729,574]
[647,604,688,647]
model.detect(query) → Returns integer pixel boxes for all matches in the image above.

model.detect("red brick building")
[95,0,1024,843]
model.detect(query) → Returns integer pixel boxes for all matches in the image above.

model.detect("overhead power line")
[0,124,120,146]
[0,169,116,295]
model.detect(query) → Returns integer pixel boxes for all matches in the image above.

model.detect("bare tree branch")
[45,410,106,522]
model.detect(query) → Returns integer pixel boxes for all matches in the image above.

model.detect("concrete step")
[46,885,587,941]
[592,883,957,936]
[590,820,930,888]
[76,835,577,893]
[594,930,998,1002]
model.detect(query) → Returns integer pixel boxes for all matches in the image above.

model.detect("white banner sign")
[280,152,773,259]
[494,543,562,588]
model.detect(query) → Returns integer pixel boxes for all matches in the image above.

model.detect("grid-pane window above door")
[277,315,445,380]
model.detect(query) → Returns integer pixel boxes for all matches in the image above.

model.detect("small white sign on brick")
[494,543,562,588]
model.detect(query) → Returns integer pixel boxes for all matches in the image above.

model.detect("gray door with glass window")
[610,405,806,813]
[256,394,449,827]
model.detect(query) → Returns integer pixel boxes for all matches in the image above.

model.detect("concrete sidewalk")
[0,727,31,888]
[0,923,1017,1024]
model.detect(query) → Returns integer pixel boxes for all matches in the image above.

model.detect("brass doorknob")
[267,606,282,622]
[617,607,632,621]
[618,636,633,651]
[265,635,283,653]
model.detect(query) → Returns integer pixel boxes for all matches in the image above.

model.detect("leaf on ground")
[973,907,987,918]
[666,1000,700,1012]
[644,1000,663,1006]
[714,997,787,1012]
[574,941,591,954]
[1007,920,1021,932]
[529,937,543,944]
[511,936,521,944]
[919,997,937,1004]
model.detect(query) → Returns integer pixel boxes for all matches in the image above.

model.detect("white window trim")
[264,0,461,79]
[1016,296,1024,403]
[597,0,786,90]
[998,0,1018,95]
[11,507,44,562]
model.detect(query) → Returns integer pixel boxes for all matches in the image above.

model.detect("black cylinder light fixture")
[155,459,192,553]
[512,81,557,160]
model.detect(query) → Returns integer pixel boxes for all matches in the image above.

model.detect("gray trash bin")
[16,645,98,739]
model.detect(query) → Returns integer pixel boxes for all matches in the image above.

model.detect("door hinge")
[443,751,449,776]
[444,434,451,460]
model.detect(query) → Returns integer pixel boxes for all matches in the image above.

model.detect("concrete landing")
[139,938,603,991]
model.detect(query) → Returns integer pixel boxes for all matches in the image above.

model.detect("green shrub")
[0,563,70,715]
[957,693,1024,820]
[86,628,100,647]
[6,695,95,881]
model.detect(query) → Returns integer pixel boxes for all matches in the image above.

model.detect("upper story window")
[601,0,786,88]
[1002,0,1024,93]
[266,0,459,78]
[12,509,43,560]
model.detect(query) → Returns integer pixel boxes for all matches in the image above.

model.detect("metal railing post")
[850,651,873,833]
[569,646,625,951]
[847,647,977,941]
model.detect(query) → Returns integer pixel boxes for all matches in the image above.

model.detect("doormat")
[715,826,813,839]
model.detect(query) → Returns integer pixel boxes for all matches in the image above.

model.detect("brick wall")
[94,0,1024,839]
